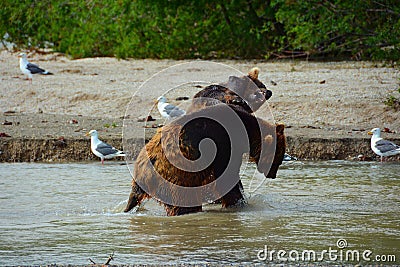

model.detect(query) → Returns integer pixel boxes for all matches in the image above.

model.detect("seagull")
[283,153,297,161]
[368,128,400,162]
[18,52,53,83]
[86,130,125,164]
[156,96,186,119]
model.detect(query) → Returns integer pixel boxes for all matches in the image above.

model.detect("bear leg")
[124,182,149,212]
[221,181,246,208]
[164,204,202,216]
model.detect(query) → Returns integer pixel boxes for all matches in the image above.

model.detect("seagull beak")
[367,131,373,135]
[154,100,159,104]
[85,132,90,137]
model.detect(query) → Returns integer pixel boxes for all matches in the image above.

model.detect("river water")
[0,161,399,265]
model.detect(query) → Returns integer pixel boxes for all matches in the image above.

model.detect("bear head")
[190,67,272,113]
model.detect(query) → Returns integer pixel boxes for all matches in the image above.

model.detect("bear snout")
[262,89,273,100]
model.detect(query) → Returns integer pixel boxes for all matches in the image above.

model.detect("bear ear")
[275,123,285,135]
[228,75,240,84]
[248,67,260,80]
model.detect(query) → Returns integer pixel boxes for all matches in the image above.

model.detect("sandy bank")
[1,50,399,162]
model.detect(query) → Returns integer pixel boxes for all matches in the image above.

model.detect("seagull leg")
[101,158,104,165]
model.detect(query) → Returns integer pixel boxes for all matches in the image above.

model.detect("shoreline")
[1,51,400,162]
[1,126,399,162]
[2,137,400,162]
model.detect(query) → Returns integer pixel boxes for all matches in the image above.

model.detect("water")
[0,161,399,265]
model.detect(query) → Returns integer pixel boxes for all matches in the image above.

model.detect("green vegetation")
[384,87,400,110]
[103,122,119,129]
[1,0,399,60]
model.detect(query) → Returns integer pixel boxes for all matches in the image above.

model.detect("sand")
[0,50,399,161]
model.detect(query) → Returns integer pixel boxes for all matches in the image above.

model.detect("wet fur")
[125,105,285,216]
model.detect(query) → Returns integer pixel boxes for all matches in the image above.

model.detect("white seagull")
[283,153,297,161]
[86,130,125,164]
[368,128,400,162]
[156,96,186,119]
[18,52,53,83]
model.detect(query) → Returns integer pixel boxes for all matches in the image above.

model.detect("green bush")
[384,86,400,110]
[274,0,400,60]
[1,0,399,60]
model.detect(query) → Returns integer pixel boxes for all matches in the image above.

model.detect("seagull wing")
[163,104,186,117]
[26,62,46,74]
[375,139,400,153]
[95,142,121,156]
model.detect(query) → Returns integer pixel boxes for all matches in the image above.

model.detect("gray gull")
[18,52,53,83]
[368,127,400,162]
[156,96,186,119]
[86,130,125,164]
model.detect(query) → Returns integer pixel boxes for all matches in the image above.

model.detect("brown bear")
[189,67,272,113]
[188,67,276,202]
[124,104,286,216]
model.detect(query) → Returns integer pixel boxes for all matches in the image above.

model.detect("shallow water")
[0,161,399,265]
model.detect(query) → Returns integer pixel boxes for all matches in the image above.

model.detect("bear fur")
[125,104,286,216]
[190,67,272,113]
[188,67,277,203]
